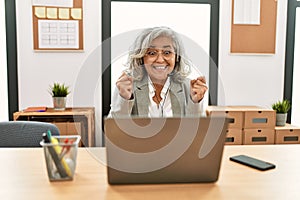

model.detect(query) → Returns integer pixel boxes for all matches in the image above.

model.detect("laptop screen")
[104,117,229,184]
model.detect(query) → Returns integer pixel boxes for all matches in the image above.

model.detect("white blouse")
[148,77,173,117]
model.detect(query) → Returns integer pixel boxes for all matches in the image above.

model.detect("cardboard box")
[275,124,300,144]
[53,122,81,135]
[243,129,275,145]
[225,129,243,145]
[67,122,82,136]
[53,122,67,134]
[243,108,276,129]
[52,122,83,147]
[206,106,244,129]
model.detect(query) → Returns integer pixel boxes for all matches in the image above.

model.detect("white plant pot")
[53,97,67,110]
[276,113,287,126]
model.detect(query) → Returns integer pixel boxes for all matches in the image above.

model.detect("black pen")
[42,132,68,178]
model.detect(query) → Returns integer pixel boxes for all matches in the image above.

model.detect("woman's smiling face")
[143,36,176,85]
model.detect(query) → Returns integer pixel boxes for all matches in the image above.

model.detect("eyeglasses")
[144,49,175,60]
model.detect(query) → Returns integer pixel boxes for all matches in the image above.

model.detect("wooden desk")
[13,107,95,147]
[1,145,300,200]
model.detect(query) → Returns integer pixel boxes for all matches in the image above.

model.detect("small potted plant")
[49,82,70,110]
[272,99,291,126]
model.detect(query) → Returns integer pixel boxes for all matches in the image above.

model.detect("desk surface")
[1,145,300,200]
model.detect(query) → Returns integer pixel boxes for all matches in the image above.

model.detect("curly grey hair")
[126,26,191,82]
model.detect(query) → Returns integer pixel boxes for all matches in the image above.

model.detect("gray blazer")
[109,76,204,117]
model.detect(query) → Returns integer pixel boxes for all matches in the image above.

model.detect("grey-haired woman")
[109,26,208,117]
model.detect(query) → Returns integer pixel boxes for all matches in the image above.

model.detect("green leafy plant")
[272,99,291,113]
[49,82,70,97]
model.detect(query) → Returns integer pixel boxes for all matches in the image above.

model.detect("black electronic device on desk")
[230,155,276,171]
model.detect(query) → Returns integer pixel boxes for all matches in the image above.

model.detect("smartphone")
[229,155,276,171]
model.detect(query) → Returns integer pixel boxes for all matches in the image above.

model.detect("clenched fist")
[116,72,133,100]
[190,76,208,103]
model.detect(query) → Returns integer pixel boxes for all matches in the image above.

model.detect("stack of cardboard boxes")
[206,106,244,145]
[206,106,276,145]
[242,107,276,144]
[207,105,300,145]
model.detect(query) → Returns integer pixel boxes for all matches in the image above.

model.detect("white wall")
[219,0,288,108]
[15,0,102,145]
[0,0,9,121]
[15,0,289,145]
[292,8,300,125]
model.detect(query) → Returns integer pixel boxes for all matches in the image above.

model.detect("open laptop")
[104,117,229,184]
